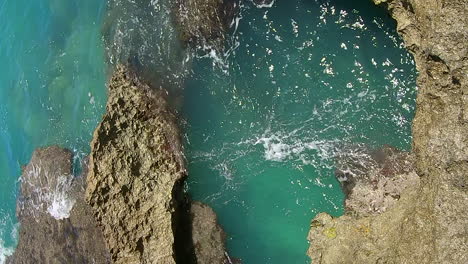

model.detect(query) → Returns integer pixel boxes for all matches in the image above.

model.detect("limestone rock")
[85,65,187,264]
[7,146,110,264]
[307,0,468,263]
[191,202,228,264]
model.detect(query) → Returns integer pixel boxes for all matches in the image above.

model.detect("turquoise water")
[182,0,416,263]
[0,0,416,263]
[0,0,107,260]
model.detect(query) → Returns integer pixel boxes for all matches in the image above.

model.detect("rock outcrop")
[85,65,187,264]
[8,67,230,264]
[85,65,229,264]
[307,0,468,263]
[7,147,110,264]
[190,202,228,264]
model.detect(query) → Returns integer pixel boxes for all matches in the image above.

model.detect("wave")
[0,240,14,264]
[19,162,76,220]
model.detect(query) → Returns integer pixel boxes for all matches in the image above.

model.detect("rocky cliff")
[307,0,467,263]
[85,65,187,264]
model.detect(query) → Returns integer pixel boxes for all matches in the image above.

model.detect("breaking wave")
[19,163,76,220]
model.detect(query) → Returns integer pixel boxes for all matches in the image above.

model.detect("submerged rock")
[7,146,110,264]
[307,0,468,263]
[173,0,240,54]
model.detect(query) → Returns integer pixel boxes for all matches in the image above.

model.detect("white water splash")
[20,163,76,220]
[254,129,339,167]
[47,175,76,220]
[252,0,275,9]
[0,239,13,264]
[0,216,16,264]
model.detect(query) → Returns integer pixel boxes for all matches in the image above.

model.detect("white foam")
[21,163,76,220]
[48,191,75,219]
[254,130,338,167]
[0,239,14,264]
[47,174,76,220]
[253,0,275,8]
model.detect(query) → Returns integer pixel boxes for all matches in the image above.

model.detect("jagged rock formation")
[307,0,468,263]
[173,0,239,54]
[85,65,187,264]
[7,147,110,264]
[85,65,229,264]
[8,67,230,264]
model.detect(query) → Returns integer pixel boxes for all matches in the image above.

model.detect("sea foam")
[0,240,13,264]
[20,163,76,221]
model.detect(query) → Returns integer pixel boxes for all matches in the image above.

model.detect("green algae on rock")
[307,0,468,263]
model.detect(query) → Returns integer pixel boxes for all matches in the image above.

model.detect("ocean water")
[0,0,416,263]
[182,0,416,263]
[0,0,107,261]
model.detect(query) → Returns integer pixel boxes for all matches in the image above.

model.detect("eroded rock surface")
[85,65,187,264]
[7,147,110,264]
[307,0,468,263]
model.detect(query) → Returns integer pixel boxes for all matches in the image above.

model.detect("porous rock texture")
[7,147,110,264]
[85,65,187,264]
[307,0,468,263]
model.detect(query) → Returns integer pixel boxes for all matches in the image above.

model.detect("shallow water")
[182,0,416,263]
[0,0,416,263]
[0,0,107,260]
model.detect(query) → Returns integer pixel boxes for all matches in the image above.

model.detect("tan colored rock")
[86,65,186,264]
[307,0,468,263]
